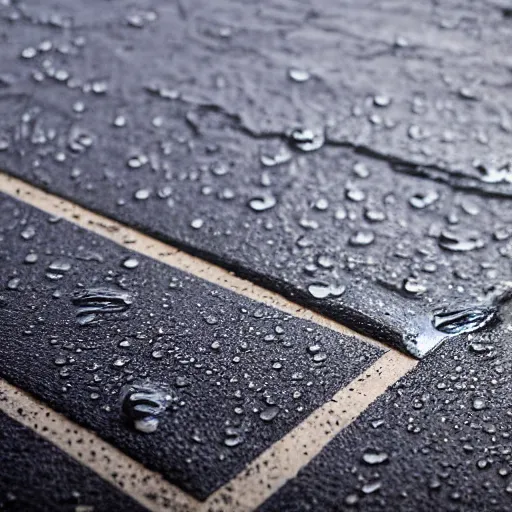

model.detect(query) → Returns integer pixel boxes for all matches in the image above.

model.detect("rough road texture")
[0,1,511,355]
[258,303,512,512]
[0,411,148,512]
[0,194,380,499]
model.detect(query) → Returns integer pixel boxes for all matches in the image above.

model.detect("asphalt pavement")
[0,1,511,511]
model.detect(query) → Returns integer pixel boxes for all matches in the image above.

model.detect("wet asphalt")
[0,1,511,510]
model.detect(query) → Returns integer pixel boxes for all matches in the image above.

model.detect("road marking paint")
[0,171,389,352]
[0,379,198,512]
[201,351,416,511]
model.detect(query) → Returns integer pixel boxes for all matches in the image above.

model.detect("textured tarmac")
[258,312,512,511]
[0,193,380,499]
[0,411,148,512]
[0,1,511,511]
[0,1,511,355]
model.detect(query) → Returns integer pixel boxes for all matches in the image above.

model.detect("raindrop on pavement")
[122,257,140,269]
[259,406,280,422]
[409,190,439,209]
[72,287,132,325]
[433,307,496,335]
[438,229,485,252]
[248,195,277,212]
[349,231,375,246]
[362,451,389,465]
[288,68,310,83]
[121,384,171,434]
[308,282,346,299]
[289,128,324,152]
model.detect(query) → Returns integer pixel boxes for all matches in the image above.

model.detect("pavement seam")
[0,171,418,510]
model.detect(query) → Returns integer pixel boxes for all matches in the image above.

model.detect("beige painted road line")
[0,172,418,511]
[0,171,388,352]
[1,352,416,512]
[201,350,417,512]
[0,379,199,512]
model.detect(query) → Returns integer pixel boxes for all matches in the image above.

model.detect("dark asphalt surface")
[1,1,511,510]
[258,308,512,512]
[0,0,511,355]
[0,193,380,499]
[0,411,148,512]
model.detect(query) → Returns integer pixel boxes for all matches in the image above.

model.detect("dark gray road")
[0,411,148,512]
[0,0,511,355]
[0,1,511,510]
[0,194,380,499]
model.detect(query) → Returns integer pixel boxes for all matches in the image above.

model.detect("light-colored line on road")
[200,350,417,511]
[0,172,418,511]
[1,351,416,512]
[0,171,388,352]
[0,379,199,512]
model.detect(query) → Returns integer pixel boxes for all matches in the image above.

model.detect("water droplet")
[68,127,94,153]
[313,352,327,362]
[364,208,386,222]
[48,260,71,273]
[113,115,127,128]
[210,161,229,176]
[472,398,486,411]
[353,162,370,178]
[362,451,389,465]
[408,124,428,140]
[362,481,382,494]
[409,190,439,209]
[459,87,478,100]
[121,384,170,434]
[134,188,151,200]
[317,255,334,269]
[259,406,280,422]
[122,257,140,269]
[345,188,366,202]
[7,278,20,290]
[191,218,204,229]
[260,146,292,167]
[438,228,485,252]
[204,315,218,325]
[127,13,144,28]
[373,95,391,107]
[224,433,243,447]
[308,282,345,299]
[72,287,132,325]
[289,128,324,152]
[24,253,38,264]
[349,231,375,246]
[314,198,329,211]
[21,47,37,59]
[288,68,310,82]
[91,81,108,94]
[113,356,131,368]
[21,226,36,240]
[403,278,427,295]
[248,195,276,212]
[73,101,85,114]
[432,306,496,335]
[345,494,359,506]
